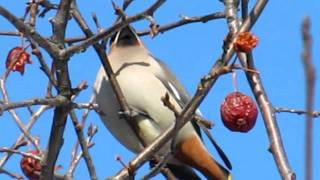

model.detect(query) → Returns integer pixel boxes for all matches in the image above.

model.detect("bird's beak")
[110,26,142,48]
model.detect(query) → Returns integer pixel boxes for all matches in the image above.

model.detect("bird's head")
[109,26,142,48]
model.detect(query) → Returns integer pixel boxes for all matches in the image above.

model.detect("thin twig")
[0,78,41,152]
[38,0,58,17]
[109,1,268,179]
[138,12,225,36]
[0,11,224,44]
[0,96,68,113]
[302,17,315,180]
[69,96,95,169]
[30,43,57,88]
[225,0,296,178]
[69,111,97,180]
[0,167,24,180]
[122,0,135,10]
[274,107,320,118]
[0,6,58,56]
[61,0,166,58]
[0,147,42,160]
[68,124,97,176]
[0,105,50,167]
[70,0,149,149]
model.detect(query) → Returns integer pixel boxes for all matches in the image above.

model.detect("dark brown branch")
[40,0,73,179]
[138,12,225,36]
[0,6,57,55]
[0,31,20,36]
[68,124,97,177]
[31,43,58,88]
[122,0,135,10]
[241,0,249,19]
[91,13,102,32]
[1,11,224,44]
[0,96,68,113]
[50,0,72,44]
[110,2,268,178]
[274,107,320,118]
[302,17,315,180]
[68,96,95,176]
[38,0,58,17]
[27,0,39,32]
[61,0,166,58]
[70,1,148,148]
[69,111,97,180]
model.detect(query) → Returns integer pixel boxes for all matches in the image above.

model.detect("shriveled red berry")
[220,92,258,132]
[6,46,32,75]
[20,150,41,180]
[234,32,259,53]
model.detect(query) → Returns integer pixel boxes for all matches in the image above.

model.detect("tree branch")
[40,0,73,179]
[69,111,97,180]
[222,0,296,178]
[60,0,166,58]
[138,12,225,36]
[0,6,58,55]
[301,17,315,180]
[70,1,149,149]
[0,96,68,113]
[109,2,268,179]
[0,106,50,167]
[274,107,320,118]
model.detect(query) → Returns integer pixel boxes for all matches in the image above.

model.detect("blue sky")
[0,1,319,180]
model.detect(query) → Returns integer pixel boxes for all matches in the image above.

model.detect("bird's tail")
[174,135,232,180]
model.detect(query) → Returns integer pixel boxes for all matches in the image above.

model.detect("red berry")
[234,32,259,53]
[6,47,32,75]
[220,92,258,132]
[20,150,41,180]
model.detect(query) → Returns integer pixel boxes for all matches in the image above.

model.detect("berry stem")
[232,71,239,92]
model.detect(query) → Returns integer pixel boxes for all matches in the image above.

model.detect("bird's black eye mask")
[109,26,140,47]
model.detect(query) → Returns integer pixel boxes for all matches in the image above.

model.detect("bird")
[94,25,232,180]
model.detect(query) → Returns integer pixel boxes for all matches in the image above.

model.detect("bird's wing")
[153,55,232,170]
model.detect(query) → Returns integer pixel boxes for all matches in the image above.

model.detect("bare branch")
[50,0,72,43]
[0,96,68,113]
[1,11,225,44]
[0,78,41,152]
[110,2,268,178]
[31,43,58,87]
[40,0,73,179]
[0,105,50,167]
[302,17,315,180]
[69,111,97,180]
[0,147,42,161]
[0,167,24,180]
[274,107,320,118]
[138,12,225,36]
[70,1,149,149]
[61,0,166,58]
[122,0,135,10]
[38,0,58,17]
[69,96,95,175]
[0,6,57,55]
[241,0,249,19]
[67,124,97,177]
